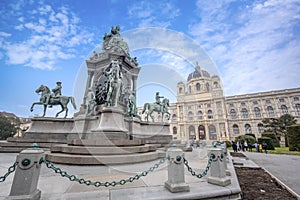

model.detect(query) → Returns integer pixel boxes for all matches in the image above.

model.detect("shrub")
[225,140,232,148]
[287,125,300,151]
[245,133,256,139]
[235,135,256,145]
[262,132,280,147]
[258,137,275,150]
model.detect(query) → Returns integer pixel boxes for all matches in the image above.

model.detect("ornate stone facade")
[138,64,300,142]
[226,88,300,141]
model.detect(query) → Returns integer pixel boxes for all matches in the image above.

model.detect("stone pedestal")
[7,146,44,200]
[93,107,128,133]
[207,148,231,187]
[165,146,190,193]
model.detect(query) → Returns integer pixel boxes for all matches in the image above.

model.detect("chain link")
[182,154,213,179]
[0,162,17,183]
[40,157,169,187]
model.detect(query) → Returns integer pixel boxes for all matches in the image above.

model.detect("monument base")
[164,181,190,193]
[92,107,128,133]
[6,189,41,200]
[207,176,231,187]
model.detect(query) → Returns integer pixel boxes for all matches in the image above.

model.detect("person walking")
[262,142,268,154]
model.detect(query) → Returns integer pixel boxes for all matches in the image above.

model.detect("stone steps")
[0,141,52,153]
[51,144,156,155]
[45,151,165,165]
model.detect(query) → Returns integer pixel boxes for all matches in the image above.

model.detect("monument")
[1,26,173,164]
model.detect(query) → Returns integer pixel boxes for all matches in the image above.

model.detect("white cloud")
[189,0,300,96]
[1,2,94,70]
[127,1,180,28]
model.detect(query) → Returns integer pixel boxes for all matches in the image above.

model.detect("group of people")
[232,140,268,154]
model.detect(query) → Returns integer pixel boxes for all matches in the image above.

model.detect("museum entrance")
[198,125,206,140]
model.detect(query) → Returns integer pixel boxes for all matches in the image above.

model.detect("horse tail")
[142,103,148,114]
[70,97,77,110]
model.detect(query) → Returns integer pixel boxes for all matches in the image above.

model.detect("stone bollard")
[207,148,231,187]
[165,146,190,193]
[219,143,231,176]
[6,144,44,200]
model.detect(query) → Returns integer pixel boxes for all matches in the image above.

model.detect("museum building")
[140,63,300,142]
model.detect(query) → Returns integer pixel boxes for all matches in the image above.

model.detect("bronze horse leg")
[30,102,47,117]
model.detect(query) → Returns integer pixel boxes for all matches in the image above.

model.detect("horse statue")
[142,98,170,122]
[30,85,77,118]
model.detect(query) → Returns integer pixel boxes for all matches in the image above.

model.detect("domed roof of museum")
[187,65,210,81]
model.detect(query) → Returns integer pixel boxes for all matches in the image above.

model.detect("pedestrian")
[262,142,268,154]
[259,143,263,153]
[232,141,237,152]
[254,142,258,152]
[244,140,248,151]
[248,142,253,152]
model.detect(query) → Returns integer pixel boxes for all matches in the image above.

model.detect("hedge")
[287,125,300,151]
[262,132,280,147]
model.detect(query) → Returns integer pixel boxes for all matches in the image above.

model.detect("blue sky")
[0,0,299,117]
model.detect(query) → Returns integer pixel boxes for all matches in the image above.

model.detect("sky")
[0,0,299,118]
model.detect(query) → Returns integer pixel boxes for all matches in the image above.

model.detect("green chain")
[182,154,213,179]
[41,157,169,187]
[0,162,17,183]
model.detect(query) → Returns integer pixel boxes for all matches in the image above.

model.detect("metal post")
[7,144,44,200]
[207,148,231,187]
[165,146,190,193]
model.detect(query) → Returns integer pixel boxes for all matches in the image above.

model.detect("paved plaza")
[0,148,240,200]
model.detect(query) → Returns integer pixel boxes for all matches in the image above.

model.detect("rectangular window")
[241,102,246,106]
[266,99,271,104]
[294,97,299,101]
[279,98,285,103]
[229,103,234,107]
[253,101,258,105]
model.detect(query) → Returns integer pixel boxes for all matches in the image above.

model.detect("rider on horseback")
[155,92,164,113]
[45,82,62,107]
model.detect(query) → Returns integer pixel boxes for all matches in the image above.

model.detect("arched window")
[197,111,203,120]
[213,81,218,88]
[233,124,239,135]
[172,114,177,122]
[188,86,192,94]
[198,125,206,140]
[257,123,264,133]
[173,126,177,135]
[267,106,275,117]
[179,87,183,93]
[189,125,195,139]
[280,105,288,115]
[196,83,201,91]
[207,110,213,119]
[206,83,210,92]
[230,109,236,119]
[208,125,217,140]
[241,108,248,118]
[188,111,194,121]
[245,124,252,134]
[254,107,261,118]
[295,104,300,116]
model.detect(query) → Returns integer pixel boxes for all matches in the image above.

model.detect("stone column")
[165,146,190,193]
[207,148,231,187]
[7,145,44,200]
[132,75,137,94]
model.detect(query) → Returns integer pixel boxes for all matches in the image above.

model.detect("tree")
[262,114,297,147]
[0,115,17,140]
